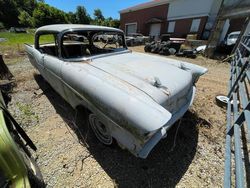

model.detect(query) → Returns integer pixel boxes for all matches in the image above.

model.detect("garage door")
[126,24,137,34]
[150,23,161,38]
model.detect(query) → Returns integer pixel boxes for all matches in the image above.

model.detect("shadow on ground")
[34,74,207,188]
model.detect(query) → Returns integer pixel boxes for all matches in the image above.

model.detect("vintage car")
[25,24,207,158]
[224,31,240,46]
[126,33,149,46]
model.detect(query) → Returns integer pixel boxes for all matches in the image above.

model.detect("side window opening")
[62,33,90,59]
[38,34,58,57]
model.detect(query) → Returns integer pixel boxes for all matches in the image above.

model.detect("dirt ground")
[5,45,229,188]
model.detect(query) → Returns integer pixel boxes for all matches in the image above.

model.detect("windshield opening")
[61,30,126,59]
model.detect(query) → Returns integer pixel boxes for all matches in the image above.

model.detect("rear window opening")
[38,34,58,57]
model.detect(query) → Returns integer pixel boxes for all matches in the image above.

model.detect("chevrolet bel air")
[25,24,207,158]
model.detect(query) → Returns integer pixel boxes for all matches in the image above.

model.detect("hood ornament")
[152,77,170,96]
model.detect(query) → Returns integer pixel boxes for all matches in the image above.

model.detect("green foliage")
[33,2,68,27]
[0,0,37,27]
[94,9,105,21]
[0,22,4,29]
[91,9,120,28]
[18,11,33,27]
[110,19,120,28]
[16,102,39,124]
[0,0,20,27]
[75,6,91,24]
[0,0,120,29]
[16,0,37,15]
[91,16,120,28]
[67,12,77,24]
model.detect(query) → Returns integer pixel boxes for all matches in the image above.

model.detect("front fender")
[62,63,172,139]
[0,110,30,188]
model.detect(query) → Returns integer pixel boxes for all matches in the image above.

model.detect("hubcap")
[89,114,112,145]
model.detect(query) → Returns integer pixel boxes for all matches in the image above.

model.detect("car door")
[36,33,65,98]
[25,44,45,74]
[43,55,65,97]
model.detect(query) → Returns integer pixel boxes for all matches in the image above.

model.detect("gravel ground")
[5,47,229,187]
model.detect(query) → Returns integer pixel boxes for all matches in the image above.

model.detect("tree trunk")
[0,55,13,80]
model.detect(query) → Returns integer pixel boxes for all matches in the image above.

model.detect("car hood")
[89,52,207,112]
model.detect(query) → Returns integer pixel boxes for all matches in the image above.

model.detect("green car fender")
[0,93,30,188]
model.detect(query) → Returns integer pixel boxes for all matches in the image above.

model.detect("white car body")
[25,24,207,158]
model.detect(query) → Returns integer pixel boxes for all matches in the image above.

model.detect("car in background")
[9,27,27,33]
[225,31,240,46]
[126,33,149,46]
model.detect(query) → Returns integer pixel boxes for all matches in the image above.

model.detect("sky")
[45,0,148,19]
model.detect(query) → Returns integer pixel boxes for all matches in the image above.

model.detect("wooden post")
[0,55,13,80]
[205,19,226,58]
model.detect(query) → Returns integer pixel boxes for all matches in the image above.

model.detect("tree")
[94,9,104,21]
[110,19,120,28]
[0,0,37,27]
[16,0,37,16]
[0,0,19,27]
[67,11,77,24]
[0,1,118,29]
[75,6,91,24]
[18,11,33,27]
[33,3,53,27]
[33,2,68,27]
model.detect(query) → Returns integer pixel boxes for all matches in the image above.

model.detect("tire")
[20,149,45,188]
[144,45,151,52]
[88,114,113,145]
[12,130,45,187]
[130,40,134,46]
[151,45,159,53]
[215,95,232,108]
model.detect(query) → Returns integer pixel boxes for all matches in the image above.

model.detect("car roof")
[36,24,123,34]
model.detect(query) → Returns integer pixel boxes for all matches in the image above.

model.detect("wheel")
[13,132,45,187]
[20,149,45,187]
[215,95,229,107]
[215,95,239,108]
[130,40,134,46]
[4,111,45,187]
[144,44,151,52]
[88,114,113,145]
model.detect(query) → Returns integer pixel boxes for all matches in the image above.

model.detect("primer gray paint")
[25,24,207,158]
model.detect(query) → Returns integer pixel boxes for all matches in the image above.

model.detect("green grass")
[0,31,53,63]
[0,32,35,46]
[16,102,39,124]
[0,31,53,46]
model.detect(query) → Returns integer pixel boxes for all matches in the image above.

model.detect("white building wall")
[223,0,244,7]
[168,0,215,20]
[210,0,222,16]
[206,0,223,29]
